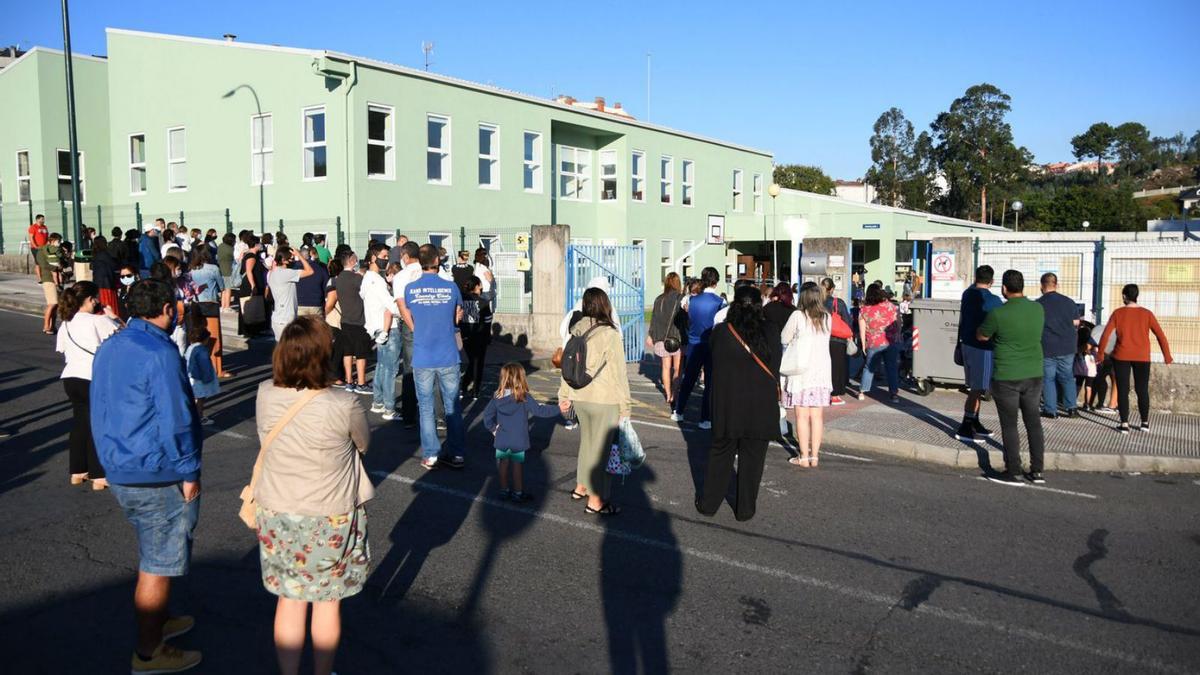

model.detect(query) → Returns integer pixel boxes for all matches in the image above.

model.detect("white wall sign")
[930,249,963,299]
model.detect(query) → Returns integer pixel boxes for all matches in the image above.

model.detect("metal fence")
[566,243,647,362]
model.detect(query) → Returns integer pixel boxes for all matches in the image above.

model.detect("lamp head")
[767,183,781,198]
[1012,200,1023,212]
[1082,220,1090,229]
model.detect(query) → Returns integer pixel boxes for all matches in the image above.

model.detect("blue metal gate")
[565,244,646,362]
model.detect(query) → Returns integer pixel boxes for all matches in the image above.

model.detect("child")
[1075,322,1098,411]
[482,363,562,502]
[185,309,219,425]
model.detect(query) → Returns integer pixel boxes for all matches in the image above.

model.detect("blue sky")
[7,0,1198,178]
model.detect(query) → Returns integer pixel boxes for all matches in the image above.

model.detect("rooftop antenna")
[421,41,434,71]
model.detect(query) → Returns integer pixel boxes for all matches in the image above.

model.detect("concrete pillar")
[531,224,569,351]
[799,236,852,303]
[928,236,974,299]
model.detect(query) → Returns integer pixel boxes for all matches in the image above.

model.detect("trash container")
[910,298,963,395]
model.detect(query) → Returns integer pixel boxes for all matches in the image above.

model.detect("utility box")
[910,298,963,394]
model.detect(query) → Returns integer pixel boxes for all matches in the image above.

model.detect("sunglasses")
[119,274,136,280]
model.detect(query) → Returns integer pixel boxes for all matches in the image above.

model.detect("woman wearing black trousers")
[821,278,852,405]
[460,275,493,399]
[697,285,782,522]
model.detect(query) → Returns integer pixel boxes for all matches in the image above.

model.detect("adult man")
[977,270,1046,486]
[109,226,129,268]
[392,241,423,427]
[1037,272,1080,419]
[401,243,465,469]
[361,247,401,420]
[91,279,202,673]
[313,233,332,265]
[139,221,163,277]
[334,250,371,393]
[955,265,1003,443]
[451,250,474,289]
[671,266,724,430]
[266,245,313,341]
[295,245,328,317]
[28,213,48,257]
[388,234,410,266]
[34,232,64,334]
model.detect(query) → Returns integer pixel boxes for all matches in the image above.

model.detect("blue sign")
[862,223,881,230]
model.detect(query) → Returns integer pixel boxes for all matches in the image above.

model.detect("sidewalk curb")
[0,297,42,317]
[824,428,1200,475]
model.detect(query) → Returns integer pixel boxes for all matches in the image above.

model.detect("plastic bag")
[606,418,645,476]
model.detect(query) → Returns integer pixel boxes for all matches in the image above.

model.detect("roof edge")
[780,188,1009,231]
[0,46,107,79]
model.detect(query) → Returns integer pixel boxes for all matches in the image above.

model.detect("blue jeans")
[372,328,402,411]
[861,344,899,395]
[673,342,712,421]
[1042,354,1076,415]
[110,483,200,577]
[414,366,464,461]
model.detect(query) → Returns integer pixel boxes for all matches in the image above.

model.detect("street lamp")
[768,183,781,282]
[1082,220,1090,231]
[60,0,83,249]
[223,85,266,235]
[1012,200,1023,232]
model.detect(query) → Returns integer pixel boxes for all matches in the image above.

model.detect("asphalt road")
[0,307,1198,674]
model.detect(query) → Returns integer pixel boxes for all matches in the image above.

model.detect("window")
[128,134,146,195]
[660,156,673,204]
[631,150,645,202]
[558,145,591,201]
[428,231,451,252]
[251,113,273,186]
[302,107,327,180]
[16,151,30,203]
[56,149,85,203]
[732,169,743,211]
[659,239,674,278]
[753,172,763,213]
[681,239,696,278]
[427,114,451,184]
[600,150,617,201]
[523,131,542,192]
[478,233,501,253]
[167,127,187,191]
[367,104,394,179]
[478,123,499,188]
[682,160,695,206]
[631,238,646,289]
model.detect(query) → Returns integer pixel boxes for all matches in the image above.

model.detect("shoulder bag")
[829,298,853,340]
[238,388,323,529]
[780,319,807,377]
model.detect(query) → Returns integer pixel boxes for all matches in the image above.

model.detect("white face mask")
[119,275,136,286]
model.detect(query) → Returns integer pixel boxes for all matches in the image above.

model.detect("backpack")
[562,322,608,389]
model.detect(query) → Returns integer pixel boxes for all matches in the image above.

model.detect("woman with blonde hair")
[782,282,832,467]
[647,272,685,406]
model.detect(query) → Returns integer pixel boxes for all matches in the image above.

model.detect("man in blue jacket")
[138,219,164,277]
[92,278,202,673]
[671,266,725,430]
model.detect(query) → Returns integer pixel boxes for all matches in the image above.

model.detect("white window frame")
[660,155,674,205]
[659,239,674,278]
[753,172,763,214]
[631,150,645,202]
[250,113,274,187]
[427,231,452,252]
[167,126,187,192]
[55,148,86,204]
[631,238,647,288]
[732,169,744,212]
[599,149,618,202]
[477,123,500,190]
[681,239,695,278]
[523,131,543,194]
[426,113,452,186]
[301,106,328,182]
[366,103,395,180]
[16,150,30,204]
[558,145,592,202]
[128,133,147,196]
[478,233,501,253]
[681,159,695,207]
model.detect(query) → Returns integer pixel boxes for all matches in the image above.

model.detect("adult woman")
[459,275,494,400]
[217,232,236,309]
[188,247,230,378]
[647,272,684,407]
[857,284,901,402]
[254,316,372,675]
[324,258,345,384]
[763,282,795,333]
[821,277,852,406]
[1097,283,1173,433]
[238,236,268,337]
[473,247,495,302]
[782,283,832,467]
[90,236,120,312]
[115,264,137,320]
[557,288,632,516]
[697,285,781,521]
[55,282,120,489]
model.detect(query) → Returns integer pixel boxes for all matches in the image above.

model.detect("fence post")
[225,208,232,234]
[179,210,185,229]
[460,226,466,253]
[972,236,979,273]
[135,202,142,231]
[336,216,344,246]
[278,218,284,236]
[96,205,102,234]
[1093,236,1106,324]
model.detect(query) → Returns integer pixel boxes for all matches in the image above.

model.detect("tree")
[930,84,1031,223]
[1112,122,1153,179]
[1071,122,1116,174]
[865,107,916,207]
[773,164,836,195]
[899,131,939,212]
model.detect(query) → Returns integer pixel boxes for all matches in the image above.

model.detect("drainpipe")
[342,63,357,247]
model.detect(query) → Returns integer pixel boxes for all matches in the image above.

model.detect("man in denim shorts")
[955,265,1003,443]
[92,279,203,673]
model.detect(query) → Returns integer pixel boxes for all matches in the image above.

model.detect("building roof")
[780,188,1009,232]
[0,46,106,78]
[104,28,772,158]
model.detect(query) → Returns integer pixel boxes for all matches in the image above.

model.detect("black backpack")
[562,322,608,389]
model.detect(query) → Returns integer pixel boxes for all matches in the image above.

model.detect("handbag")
[663,295,682,353]
[238,388,323,529]
[780,333,806,377]
[846,338,859,357]
[829,298,853,340]
[953,343,964,367]
[242,295,266,325]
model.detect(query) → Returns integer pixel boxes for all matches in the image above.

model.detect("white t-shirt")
[267,267,302,324]
[360,270,394,335]
[474,263,493,293]
[392,262,423,309]
[56,313,120,380]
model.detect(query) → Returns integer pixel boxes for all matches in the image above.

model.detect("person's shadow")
[601,465,681,674]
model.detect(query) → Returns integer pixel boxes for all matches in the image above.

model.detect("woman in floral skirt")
[253,315,372,675]
[782,282,832,467]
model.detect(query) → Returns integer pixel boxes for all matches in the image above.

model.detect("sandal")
[585,502,620,516]
[570,490,588,501]
[788,456,811,467]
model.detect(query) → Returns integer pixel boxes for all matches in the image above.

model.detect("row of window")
[3,149,88,204]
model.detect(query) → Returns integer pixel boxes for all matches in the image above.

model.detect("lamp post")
[1012,200,1023,232]
[223,85,265,235]
[1082,220,1090,231]
[60,0,83,249]
[768,182,781,283]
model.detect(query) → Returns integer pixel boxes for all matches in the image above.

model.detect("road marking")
[370,470,1180,673]
[974,477,1098,499]
[215,429,251,440]
[628,419,875,462]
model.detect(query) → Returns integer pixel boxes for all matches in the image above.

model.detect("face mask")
[119,275,135,287]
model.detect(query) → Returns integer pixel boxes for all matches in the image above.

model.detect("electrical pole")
[60,0,83,249]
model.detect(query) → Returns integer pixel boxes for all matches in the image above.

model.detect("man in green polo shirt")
[977,269,1046,486]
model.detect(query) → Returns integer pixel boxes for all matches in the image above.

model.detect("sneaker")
[355,384,372,395]
[1040,412,1057,420]
[420,458,439,470]
[131,643,202,674]
[198,417,215,426]
[1139,422,1150,433]
[162,615,195,641]
[564,420,579,430]
[1117,423,1130,434]
[1095,406,1117,416]
[985,473,1025,487]
[1024,471,1046,484]
[443,455,465,470]
[381,410,400,421]
[498,489,513,501]
[1063,408,1079,418]
[954,422,978,443]
[343,383,357,394]
[830,396,846,406]
[889,394,901,403]
[511,491,533,503]
[369,403,386,413]
[697,420,712,430]
[971,419,994,437]
[669,412,684,422]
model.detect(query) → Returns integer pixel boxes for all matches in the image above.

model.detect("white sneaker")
[564,420,579,430]
[697,420,712,430]
[669,412,684,422]
[369,403,386,413]
[381,410,399,421]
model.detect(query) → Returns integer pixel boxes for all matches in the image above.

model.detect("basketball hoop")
[706,214,725,245]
